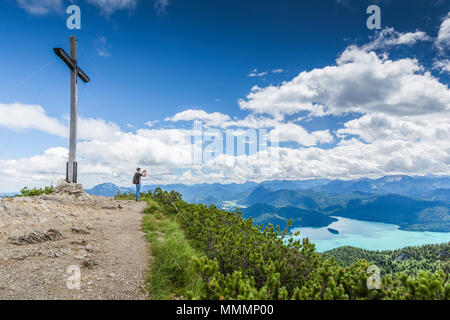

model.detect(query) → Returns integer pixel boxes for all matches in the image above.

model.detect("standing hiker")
[133,168,147,201]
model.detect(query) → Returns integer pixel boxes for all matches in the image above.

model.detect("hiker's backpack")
[132,173,140,185]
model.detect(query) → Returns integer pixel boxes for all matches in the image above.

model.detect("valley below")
[290,216,450,252]
[83,175,450,252]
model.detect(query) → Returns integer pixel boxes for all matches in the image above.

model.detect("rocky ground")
[0,182,149,300]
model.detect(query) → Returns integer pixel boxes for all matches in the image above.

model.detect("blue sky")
[0,0,449,191]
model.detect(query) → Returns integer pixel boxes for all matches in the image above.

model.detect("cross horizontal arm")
[53,48,90,83]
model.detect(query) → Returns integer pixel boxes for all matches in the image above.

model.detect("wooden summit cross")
[54,36,90,183]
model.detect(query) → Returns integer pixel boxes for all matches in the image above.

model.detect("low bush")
[118,188,450,300]
[16,186,54,197]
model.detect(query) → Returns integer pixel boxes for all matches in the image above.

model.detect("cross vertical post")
[54,36,90,184]
[68,36,78,183]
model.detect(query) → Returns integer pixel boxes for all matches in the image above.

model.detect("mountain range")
[85,175,450,232]
[84,183,132,198]
[86,175,450,201]
[0,192,19,198]
[241,204,337,229]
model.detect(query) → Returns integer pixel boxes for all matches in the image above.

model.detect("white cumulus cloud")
[436,12,450,52]
[270,123,333,146]
[86,0,138,15]
[239,46,450,118]
[363,27,431,51]
[0,103,67,136]
[166,109,231,127]
[433,59,450,73]
[248,69,268,78]
[16,0,63,15]
[0,102,122,142]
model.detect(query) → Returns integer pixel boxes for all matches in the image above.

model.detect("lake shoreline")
[290,216,450,252]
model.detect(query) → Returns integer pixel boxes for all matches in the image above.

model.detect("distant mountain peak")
[85,183,131,198]
[96,182,118,187]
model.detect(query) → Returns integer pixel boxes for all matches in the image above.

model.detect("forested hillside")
[244,187,450,232]
[119,189,450,300]
[329,195,450,232]
[242,203,337,228]
[324,243,450,276]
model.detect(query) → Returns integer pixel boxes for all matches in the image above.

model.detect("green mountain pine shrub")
[136,188,449,300]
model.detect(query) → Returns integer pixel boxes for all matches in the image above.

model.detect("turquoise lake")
[290,216,450,252]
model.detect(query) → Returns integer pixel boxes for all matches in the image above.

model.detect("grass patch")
[141,196,204,299]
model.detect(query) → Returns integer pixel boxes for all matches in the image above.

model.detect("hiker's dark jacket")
[133,172,143,185]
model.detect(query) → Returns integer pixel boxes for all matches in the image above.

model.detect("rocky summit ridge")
[0,180,149,300]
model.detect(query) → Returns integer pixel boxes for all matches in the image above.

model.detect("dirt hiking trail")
[0,183,149,300]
